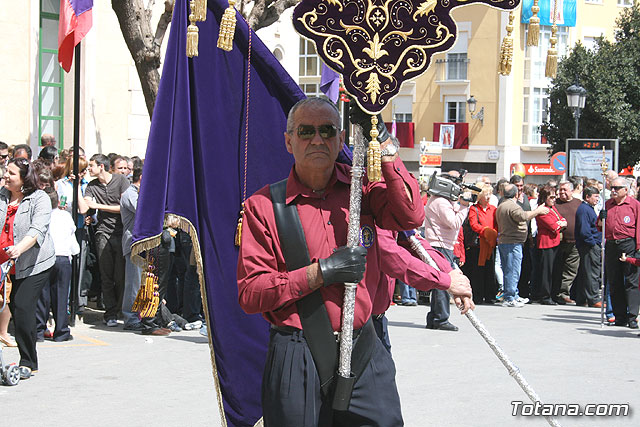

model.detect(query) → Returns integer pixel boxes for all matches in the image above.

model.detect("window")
[446,53,468,80]
[522,25,568,144]
[299,39,319,77]
[394,113,412,123]
[39,0,63,148]
[446,102,466,123]
[300,83,320,98]
[618,0,632,6]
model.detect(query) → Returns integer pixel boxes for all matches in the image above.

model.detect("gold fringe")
[545,25,558,78]
[187,0,199,57]
[498,12,515,76]
[526,0,540,47]
[217,0,237,52]
[194,0,207,21]
[234,203,245,247]
[367,115,382,182]
[130,213,227,427]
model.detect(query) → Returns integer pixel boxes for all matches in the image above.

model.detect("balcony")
[435,57,470,100]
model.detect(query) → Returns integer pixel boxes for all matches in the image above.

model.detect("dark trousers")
[262,328,403,427]
[518,238,533,298]
[576,244,602,306]
[9,269,52,370]
[538,246,559,301]
[466,247,497,304]
[552,242,580,299]
[95,233,125,321]
[426,247,453,327]
[372,314,391,353]
[605,239,640,322]
[528,243,542,298]
[36,257,72,341]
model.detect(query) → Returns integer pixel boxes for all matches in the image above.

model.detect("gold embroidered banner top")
[293,0,520,114]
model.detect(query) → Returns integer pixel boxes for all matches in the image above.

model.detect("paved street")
[1,302,637,426]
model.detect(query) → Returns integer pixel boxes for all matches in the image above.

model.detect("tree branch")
[154,0,175,48]
[246,0,299,31]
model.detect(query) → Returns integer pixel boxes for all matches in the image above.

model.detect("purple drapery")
[131,1,304,425]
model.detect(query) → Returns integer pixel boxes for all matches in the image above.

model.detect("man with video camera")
[423,170,474,331]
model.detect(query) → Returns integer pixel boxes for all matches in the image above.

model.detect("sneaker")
[167,321,182,332]
[123,322,147,331]
[517,297,529,304]
[184,320,203,331]
[199,325,208,337]
[495,292,504,301]
[501,300,525,308]
[104,319,118,327]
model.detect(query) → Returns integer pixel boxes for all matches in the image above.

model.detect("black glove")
[348,103,390,143]
[319,246,367,286]
[599,210,607,220]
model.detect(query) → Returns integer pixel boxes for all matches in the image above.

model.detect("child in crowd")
[36,189,79,342]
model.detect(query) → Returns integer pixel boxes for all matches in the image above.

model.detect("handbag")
[462,205,481,249]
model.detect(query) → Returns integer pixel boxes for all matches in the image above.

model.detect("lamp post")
[565,83,587,138]
[466,95,484,125]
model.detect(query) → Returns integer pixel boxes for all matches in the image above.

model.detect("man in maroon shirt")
[603,178,640,329]
[237,98,452,426]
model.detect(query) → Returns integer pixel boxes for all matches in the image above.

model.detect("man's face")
[558,184,572,202]
[0,149,9,166]
[514,180,524,195]
[585,192,600,207]
[88,160,102,177]
[284,103,344,174]
[113,159,130,175]
[611,180,628,202]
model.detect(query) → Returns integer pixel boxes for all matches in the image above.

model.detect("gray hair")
[286,97,340,134]
[558,180,574,191]
[503,183,518,199]
[612,178,629,189]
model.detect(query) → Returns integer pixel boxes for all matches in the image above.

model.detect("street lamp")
[565,83,587,138]
[466,95,484,125]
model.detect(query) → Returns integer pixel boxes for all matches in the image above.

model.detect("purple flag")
[320,62,340,103]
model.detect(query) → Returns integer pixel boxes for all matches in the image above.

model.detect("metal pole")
[333,125,366,411]
[599,148,608,327]
[407,234,562,427]
[69,43,81,327]
[574,110,580,139]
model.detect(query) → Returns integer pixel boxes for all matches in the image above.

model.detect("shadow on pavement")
[166,335,209,344]
[387,320,425,329]
[577,327,640,338]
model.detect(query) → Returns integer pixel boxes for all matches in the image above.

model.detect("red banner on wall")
[384,122,415,148]
[433,123,469,149]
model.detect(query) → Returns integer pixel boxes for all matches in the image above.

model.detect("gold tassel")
[217,0,237,51]
[498,12,515,76]
[367,115,382,182]
[194,0,207,21]
[527,0,540,47]
[186,0,199,57]
[545,24,558,78]
[235,203,245,247]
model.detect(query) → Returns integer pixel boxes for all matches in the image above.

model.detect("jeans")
[399,280,416,304]
[122,254,142,326]
[498,243,523,302]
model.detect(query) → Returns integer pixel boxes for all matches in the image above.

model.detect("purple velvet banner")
[132,0,304,425]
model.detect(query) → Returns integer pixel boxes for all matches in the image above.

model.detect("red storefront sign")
[420,154,442,166]
[510,163,563,176]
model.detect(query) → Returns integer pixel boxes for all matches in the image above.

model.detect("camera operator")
[423,170,473,331]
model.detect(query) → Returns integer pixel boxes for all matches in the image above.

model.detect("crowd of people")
[0,135,204,381]
[396,168,640,333]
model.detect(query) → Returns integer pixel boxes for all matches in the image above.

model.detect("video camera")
[426,170,481,202]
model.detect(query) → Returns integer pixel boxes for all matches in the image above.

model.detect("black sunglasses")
[296,124,338,140]
[0,154,8,159]
[611,186,626,191]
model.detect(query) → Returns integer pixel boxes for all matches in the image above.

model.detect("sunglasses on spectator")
[611,186,626,191]
[0,154,8,160]
[296,124,338,140]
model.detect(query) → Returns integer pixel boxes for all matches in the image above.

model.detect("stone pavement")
[0,303,637,426]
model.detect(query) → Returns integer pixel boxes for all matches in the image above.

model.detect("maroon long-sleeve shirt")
[237,158,423,331]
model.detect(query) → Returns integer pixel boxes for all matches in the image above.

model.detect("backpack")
[462,205,481,250]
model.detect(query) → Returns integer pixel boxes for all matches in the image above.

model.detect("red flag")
[58,0,93,72]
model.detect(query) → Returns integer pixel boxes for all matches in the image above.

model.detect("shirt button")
[327,221,331,225]
[298,290,303,296]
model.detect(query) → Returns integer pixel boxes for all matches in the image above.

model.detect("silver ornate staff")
[334,124,367,411]
[406,234,562,427]
[599,147,608,327]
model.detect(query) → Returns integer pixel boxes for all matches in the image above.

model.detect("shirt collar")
[285,163,350,205]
